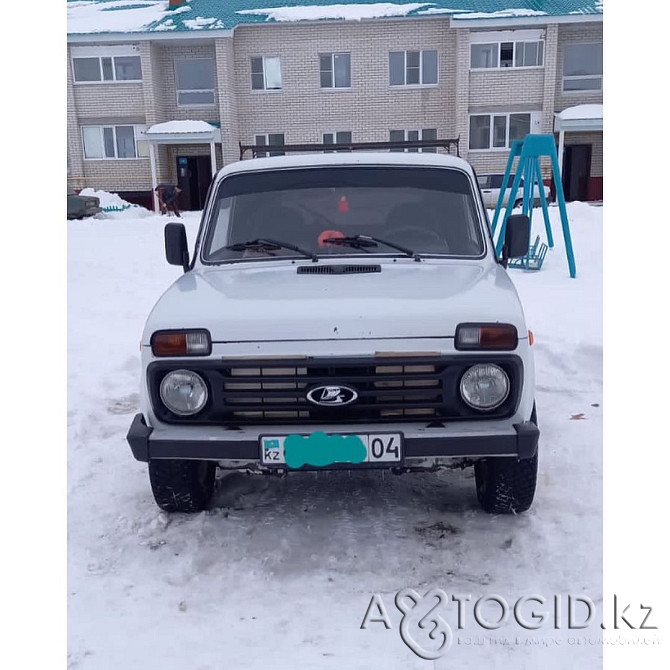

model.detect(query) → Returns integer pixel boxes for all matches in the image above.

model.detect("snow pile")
[67,0,170,34]
[68,203,603,669]
[236,3,433,22]
[146,120,215,134]
[184,16,225,30]
[79,188,151,218]
[556,104,603,121]
[452,7,547,19]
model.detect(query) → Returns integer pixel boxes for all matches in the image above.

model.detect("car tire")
[474,405,538,514]
[148,459,216,513]
[513,199,523,209]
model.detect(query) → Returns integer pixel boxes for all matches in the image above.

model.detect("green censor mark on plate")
[284,432,367,468]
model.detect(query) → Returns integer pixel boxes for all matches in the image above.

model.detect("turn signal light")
[455,324,518,351]
[151,330,211,357]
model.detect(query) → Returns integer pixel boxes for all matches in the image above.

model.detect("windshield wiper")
[225,238,318,262]
[322,235,422,262]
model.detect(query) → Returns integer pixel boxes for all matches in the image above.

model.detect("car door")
[489,174,504,208]
[477,175,493,207]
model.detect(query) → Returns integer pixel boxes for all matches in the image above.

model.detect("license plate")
[260,432,403,468]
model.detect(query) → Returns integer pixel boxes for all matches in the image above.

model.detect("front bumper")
[127,413,539,465]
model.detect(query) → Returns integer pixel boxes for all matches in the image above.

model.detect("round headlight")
[460,364,510,411]
[159,369,208,416]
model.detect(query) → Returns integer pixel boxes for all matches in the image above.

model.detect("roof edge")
[453,14,603,27]
[67,11,602,42]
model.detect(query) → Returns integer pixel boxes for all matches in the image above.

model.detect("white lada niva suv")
[127,151,539,514]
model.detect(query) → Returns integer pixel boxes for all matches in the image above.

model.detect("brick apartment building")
[67,0,603,210]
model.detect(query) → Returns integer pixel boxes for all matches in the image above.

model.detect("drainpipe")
[149,142,159,212]
[557,129,565,177]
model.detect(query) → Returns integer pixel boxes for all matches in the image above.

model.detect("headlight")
[460,363,510,411]
[159,369,208,416]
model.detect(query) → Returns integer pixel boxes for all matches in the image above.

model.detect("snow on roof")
[556,104,603,120]
[237,3,433,22]
[146,120,215,134]
[67,1,604,36]
[450,7,547,19]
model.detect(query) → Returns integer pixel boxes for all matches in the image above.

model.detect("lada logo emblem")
[306,385,358,407]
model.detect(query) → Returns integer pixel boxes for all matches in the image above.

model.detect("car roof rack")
[238,137,460,160]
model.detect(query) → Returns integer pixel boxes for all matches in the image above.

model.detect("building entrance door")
[176,155,212,210]
[562,144,592,201]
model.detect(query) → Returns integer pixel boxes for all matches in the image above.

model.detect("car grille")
[222,359,442,421]
[148,355,522,425]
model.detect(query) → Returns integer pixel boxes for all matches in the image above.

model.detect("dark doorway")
[562,144,592,201]
[176,155,212,210]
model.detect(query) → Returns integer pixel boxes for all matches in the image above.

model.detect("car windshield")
[202,166,485,262]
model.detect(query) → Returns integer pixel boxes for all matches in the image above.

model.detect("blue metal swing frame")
[490,134,576,278]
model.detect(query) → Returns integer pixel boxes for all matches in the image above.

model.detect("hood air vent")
[297,265,381,275]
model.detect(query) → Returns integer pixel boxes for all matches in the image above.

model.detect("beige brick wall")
[469,69,544,109]
[564,131,603,177]
[80,158,153,191]
[67,46,85,189]
[232,19,458,150]
[215,37,240,166]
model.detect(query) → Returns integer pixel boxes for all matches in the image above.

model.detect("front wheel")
[148,459,216,513]
[474,406,538,514]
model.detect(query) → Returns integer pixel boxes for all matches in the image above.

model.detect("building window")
[470,40,544,69]
[468,113,539,151]
[254,133,285,157]
[389,129,438,152]
[389,50,438,86]
[323,131,352,152]
[319,53,351,88]
[81,125,143,159]
[251,57,282,90]
[563,43,603,91]
[175,58,216,106]
[72,55,142,82]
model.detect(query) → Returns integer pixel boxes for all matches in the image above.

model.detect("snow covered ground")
[68,203,603,669]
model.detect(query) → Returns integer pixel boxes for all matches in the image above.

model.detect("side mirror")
[502,214,530,265]
[165,223,190,272]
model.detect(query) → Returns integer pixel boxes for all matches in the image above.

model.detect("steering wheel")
[386,225,446,248]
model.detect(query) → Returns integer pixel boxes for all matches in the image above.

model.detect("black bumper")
[127,414,539,463]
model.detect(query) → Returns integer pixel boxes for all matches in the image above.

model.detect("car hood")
[143,260,527,343]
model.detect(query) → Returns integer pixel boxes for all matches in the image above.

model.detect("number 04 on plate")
[260,432,403,468]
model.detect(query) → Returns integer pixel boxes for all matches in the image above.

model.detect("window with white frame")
[470,31,544,69]
[81,125,147,159]
[389,129,438,152]
[71,45,142,82]
[319,53,351,88]
[468,112,540,151]
[562,43,603,92]
[254,133,285,157]
[389,50,438,86]
[251,57,282,90]
[175,58,216,106]
[323,131,352,152]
